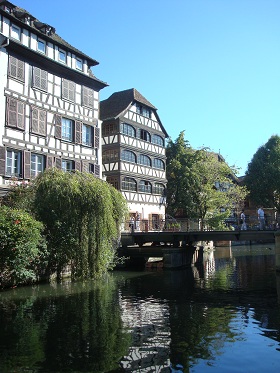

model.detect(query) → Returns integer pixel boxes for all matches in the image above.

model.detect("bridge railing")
[122,214,279,233]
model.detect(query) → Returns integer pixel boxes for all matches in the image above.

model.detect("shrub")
[0,206,45,288]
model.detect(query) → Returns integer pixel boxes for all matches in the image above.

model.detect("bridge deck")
[121,230,276,248]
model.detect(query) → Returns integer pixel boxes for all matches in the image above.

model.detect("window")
[139,129,151,142]
[82,86,94,107]
[31,107,46,135]
[82,124,93,146]
[139,154,151,167]
[61,118,74,141]
[62,79,75,101]
[103,149,119,163]
[107,176,119,189]
[6,149,22,177]
[121,150,136,163]
[121,123,136,137]
[62,159,74,172]
[11,24,20,40]
[122,177,136,191]
[102,122,118,136]
[6,98,25,129]
[32,67,48,91]
[37,38,46,53]
[31,153,45,177]
[152,134,164,147]
[59,49,66,63]
[153,158,165,170]
[136,104,151,118]
[154,183,165,195]
[139,180,152,193]
[8,56,24,81]
[76,57,83,70]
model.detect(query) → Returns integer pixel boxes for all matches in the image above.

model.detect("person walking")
[257,206,265,230]
[240,210,247,230]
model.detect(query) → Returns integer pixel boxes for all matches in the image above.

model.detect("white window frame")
[59,49,66,63]
[76,57,83,70]
[62,159,73,172]
[82,124,92,146]
[6,149,21,177]
[61,118,73,142]
[11,24,20,40]
[37,38,46,54]
[31,153,44,178]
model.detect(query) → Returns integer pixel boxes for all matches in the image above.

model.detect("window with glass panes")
[6,149,21,177]
[121,150,136,163]
[121,177,136,191]
[153,158,165,170]
[139,154,151,166]
[82,124,92,146]
[121,123,136,137]
[154,183,165,195]
[62,159,74,172]
[61,118,73,141]
[152,134,164,146]
[139,180,152,193]
[31,154,44,177]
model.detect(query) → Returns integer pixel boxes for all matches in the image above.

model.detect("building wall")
[0,3,105,187]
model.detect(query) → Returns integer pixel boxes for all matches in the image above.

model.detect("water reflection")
[0,244,280,372]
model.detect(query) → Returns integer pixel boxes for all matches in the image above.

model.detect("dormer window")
[11,24,20,40]
[76,57,82,71]
[59,49,66,63]
[37,38,46,54]
[4,6,11,13]
[136,104,151,118]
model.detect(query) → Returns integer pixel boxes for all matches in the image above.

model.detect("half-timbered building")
[100,88,168,230]
[0,1,107,194]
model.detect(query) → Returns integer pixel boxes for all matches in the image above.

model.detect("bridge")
[119,230,280,270]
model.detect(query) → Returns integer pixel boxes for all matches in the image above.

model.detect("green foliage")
[166,132,248,229]
[32,169,128,279]
[0,206,45,288]
[244,135,280,210]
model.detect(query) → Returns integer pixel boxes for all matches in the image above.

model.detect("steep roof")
[100,88,157,121]
[0,1,99,66]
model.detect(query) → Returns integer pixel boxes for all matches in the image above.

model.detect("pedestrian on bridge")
[240,210,247,230]
[257,206,265,230]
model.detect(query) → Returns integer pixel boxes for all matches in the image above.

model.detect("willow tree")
[33,168,128,279]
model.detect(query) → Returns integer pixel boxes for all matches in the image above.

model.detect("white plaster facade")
[0,1,107,191]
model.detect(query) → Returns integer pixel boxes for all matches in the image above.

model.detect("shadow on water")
[0,244,280,372]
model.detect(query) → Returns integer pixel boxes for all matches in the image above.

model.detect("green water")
[0,244,279,372]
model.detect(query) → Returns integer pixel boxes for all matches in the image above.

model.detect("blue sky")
[14,0,280,175]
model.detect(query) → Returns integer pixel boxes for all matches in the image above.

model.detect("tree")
[32,169,128,279]
[166,132,248,229]
[244,135,280,211]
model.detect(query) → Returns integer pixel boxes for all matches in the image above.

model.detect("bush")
[0,206,45,288]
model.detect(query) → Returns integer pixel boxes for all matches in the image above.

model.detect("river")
[0,243,280,372]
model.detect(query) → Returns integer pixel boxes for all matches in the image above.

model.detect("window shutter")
[75,121,82,144]
[46,155,54,169]
[39,110,46,135]
[94,127,100,149]
[9,56,24,81]
[41,69,48,91]
[75,160,81,172]
[7,97,17,127]
[33,67,47,91]
[54,114,62,139]
[33,67,40,88]
[17,101,24,129]
[82,160,89,172]
[94,164,100,178]
[31,107,39,133]
[55,157,62,169]
[23,151,31,179]
[0,146,6,175]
